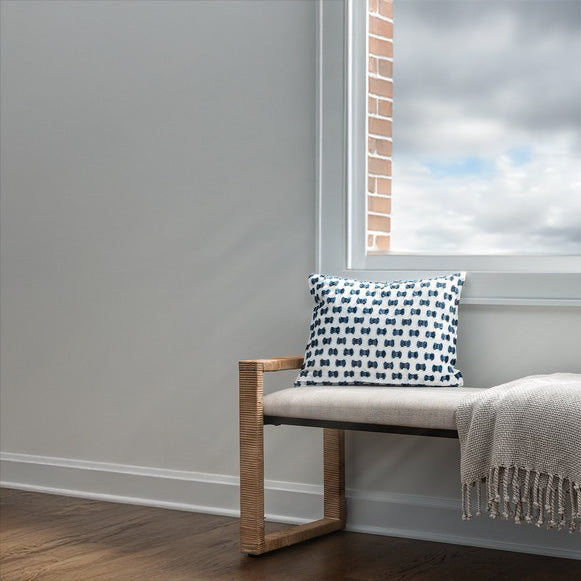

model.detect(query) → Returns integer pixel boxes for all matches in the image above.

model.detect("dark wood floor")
[1,488,580,581]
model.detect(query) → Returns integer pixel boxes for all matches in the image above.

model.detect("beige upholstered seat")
[263,386,487,431]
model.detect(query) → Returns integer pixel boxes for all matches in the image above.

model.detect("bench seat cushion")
[263,386,487,431]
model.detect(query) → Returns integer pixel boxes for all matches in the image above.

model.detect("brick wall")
[367,0,393,253]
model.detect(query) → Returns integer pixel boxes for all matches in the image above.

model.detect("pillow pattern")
[295,273,466,387]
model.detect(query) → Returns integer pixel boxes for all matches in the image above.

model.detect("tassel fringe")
[462,467,581,534]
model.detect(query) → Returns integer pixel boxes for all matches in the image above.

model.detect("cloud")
[391,143,581,253]
[393,0,581,154]
[390,0,581,253]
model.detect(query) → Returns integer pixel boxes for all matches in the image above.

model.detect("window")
[317,0,581,303]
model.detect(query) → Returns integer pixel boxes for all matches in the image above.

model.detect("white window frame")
[316,0,581,306]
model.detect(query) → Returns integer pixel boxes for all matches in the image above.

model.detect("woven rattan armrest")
[239,356,304,373]
[238,356,345,555]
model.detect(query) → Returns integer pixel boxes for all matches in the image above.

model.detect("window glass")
[379,0,581,255]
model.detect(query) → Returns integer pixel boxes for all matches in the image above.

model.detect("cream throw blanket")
[456,373,581,533]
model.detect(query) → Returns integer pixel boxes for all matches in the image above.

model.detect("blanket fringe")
[462,467,581,534]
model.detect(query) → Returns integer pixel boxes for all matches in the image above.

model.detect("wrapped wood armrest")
[239,354,344,555]
[239,356,303,373]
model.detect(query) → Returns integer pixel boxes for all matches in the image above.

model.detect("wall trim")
[1,452,579,561]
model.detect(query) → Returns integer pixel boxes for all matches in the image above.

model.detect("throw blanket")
[456,373,581,533]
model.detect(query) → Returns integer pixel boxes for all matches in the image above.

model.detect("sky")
[390,0,581,254]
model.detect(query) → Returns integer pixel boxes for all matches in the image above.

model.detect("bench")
[239,356,487,555]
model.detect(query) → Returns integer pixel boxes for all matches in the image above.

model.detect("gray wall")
[0,0,319,479]
[2,0,580,557]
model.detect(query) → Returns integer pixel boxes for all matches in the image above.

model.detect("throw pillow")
[295,272,466,387]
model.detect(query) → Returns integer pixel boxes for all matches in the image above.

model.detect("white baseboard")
[1,452,579,560]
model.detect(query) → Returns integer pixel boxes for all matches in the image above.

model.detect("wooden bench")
[239,357,486,555]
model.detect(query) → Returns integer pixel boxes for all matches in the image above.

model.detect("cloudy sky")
[390,0,581,254]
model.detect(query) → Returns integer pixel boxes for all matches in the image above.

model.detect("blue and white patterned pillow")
[295,273,466,387]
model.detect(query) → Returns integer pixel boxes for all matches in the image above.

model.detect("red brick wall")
[367,0,393,253]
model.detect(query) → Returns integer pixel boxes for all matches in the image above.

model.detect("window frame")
[316,0,581,306]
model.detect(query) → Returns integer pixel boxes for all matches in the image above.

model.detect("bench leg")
[323,428,346,524]
[240,427,345,555]
[239,361,346,555]
[239,363,266,554]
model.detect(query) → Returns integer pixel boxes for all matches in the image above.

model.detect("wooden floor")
[1,488,580,581]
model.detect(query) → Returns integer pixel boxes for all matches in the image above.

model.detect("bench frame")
[239,357,458,556]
